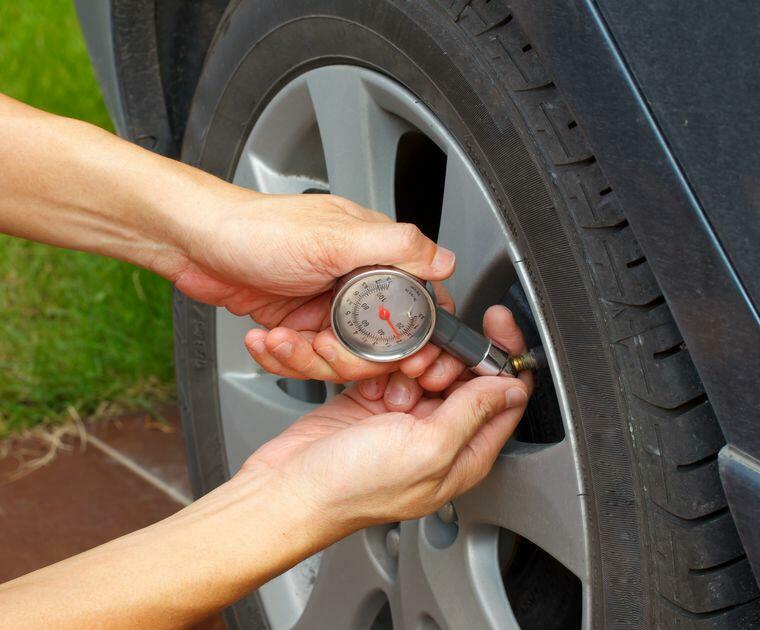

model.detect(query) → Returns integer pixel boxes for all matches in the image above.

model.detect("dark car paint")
[596,0,760,315]
[105,0,760,582]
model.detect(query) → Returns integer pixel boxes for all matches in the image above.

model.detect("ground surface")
[0,407,224,628]
[0,0,175,435]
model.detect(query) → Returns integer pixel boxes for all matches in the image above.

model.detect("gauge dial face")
[331,270,435,361]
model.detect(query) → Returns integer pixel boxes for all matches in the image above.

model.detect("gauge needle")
[378,306,401,339]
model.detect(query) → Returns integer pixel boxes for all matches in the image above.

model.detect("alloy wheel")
[215,66,590,629]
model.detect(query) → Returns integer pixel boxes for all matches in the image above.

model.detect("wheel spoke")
[234,149,328,195]
[456,439,588,580]
[306,66,411,217]
[216,310,257,375]
[234,76,329,195]
[437,150,517,322]
[396,521,447,628]
[293,532,392,630]
[218,371,315,474]
[216,311,329,473]
[399,520,517,629]
[258,554,323,630]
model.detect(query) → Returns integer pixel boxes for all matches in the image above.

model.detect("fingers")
[277,292,332,331]
[409,396,444,417]
[268,328,345,380]
[357,374,389,401]
[449,382,529,494]
[399,343,442,378]
[482,305,534,394]
[244,328,310,380]
[432,282,456,316]
[246,327,346,381]
[409,304,527,393]
[246,326,404,382]
[342,221,456,282]
[418,353,467,392]
[247,305,533,407]
[482,305,526,354]
[310,194,456,280]
[472,386,529,461]
[312,328,401,381]
[342,383,394,416]
[295,306,523,390]
[441,370,476,397]
[383,372,424,412]
[427,376,529,451]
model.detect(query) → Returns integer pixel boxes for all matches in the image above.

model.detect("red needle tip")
[378,305,401,339]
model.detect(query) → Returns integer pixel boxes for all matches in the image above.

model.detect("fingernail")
[387,385,411,406]
[273,341,293,358]
[428,360,445,378]
[506,387,528,407]
[251,340,266,354]
[316,346,338,362]
[432,247,455,273]
[361,380,380,398]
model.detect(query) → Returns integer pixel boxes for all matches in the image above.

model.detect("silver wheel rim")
[216,66,591,629]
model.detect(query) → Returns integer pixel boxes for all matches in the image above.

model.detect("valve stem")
[509,347,547,374]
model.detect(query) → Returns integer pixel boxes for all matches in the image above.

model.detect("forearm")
[0,94,228,277]
[0,469,342,629]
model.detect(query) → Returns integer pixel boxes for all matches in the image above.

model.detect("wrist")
[230,462,354,550]
[146,162,262,280]
[123,153,221,277]
[156,464,347,598]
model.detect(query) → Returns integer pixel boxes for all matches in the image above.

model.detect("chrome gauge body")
[330,266,436,362]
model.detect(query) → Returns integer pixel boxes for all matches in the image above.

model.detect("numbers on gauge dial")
[337,274,430,353]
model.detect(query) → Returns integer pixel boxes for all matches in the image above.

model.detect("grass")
[0,1,175,435]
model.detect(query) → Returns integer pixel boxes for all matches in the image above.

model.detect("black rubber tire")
[174,1,760,627]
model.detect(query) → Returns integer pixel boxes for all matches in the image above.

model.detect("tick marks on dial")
[335,272,432,355]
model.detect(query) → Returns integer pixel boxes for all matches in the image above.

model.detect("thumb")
[483,305,527,355]
[344,221,456,281]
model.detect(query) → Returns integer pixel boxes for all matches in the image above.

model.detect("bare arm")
[0,93,461,383]
[0,95,531,626]
[0,468,331,628]
[0,309,530,628]
[0,93,200,277]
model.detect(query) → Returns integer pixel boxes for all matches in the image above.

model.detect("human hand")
[164,185,456,381]
[169,186,454,325]
[244,278,458,384]
[238,305,531,531]
[353,304,535,411]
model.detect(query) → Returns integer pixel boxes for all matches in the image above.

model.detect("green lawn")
[0,1,175,435]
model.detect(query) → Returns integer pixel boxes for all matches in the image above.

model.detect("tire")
[174,1,760,627]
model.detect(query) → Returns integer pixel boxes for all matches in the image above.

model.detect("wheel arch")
[76,0,231,156]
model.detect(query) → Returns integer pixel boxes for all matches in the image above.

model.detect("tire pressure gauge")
[331,266,436,362]
[331,266,546,376]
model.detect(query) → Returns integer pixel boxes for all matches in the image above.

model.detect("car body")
[75,0,760,626]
